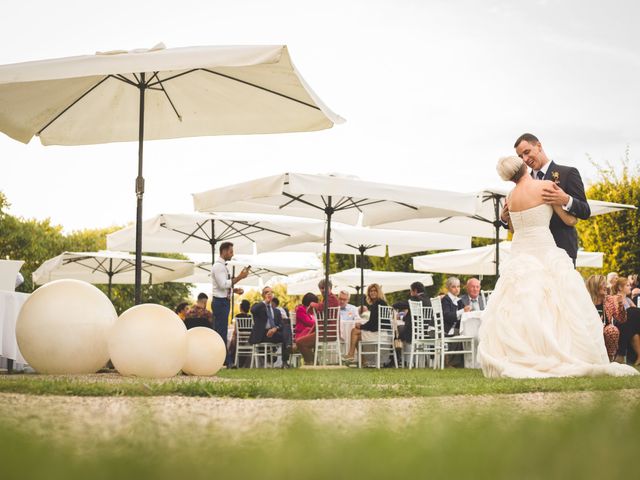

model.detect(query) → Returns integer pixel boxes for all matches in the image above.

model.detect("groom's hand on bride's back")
[500,202,510,223]
[542,182,570,207]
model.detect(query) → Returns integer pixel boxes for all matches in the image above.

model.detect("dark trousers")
[616,312,640,360]
[212,297,231,365]
[256,330,290,365]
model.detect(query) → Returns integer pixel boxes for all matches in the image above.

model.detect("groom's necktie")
[536,171,544,180]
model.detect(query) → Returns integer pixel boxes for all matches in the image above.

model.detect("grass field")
[1,367,640,398]
[1,368,639,479]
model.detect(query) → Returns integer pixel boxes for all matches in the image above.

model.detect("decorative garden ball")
[182,327,226,376]
[16,279,117,374]
[108,304,187,378]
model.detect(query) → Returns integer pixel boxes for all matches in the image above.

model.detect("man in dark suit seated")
[459,278,485,311]
[249,286,291,368]
[399,281,432,344]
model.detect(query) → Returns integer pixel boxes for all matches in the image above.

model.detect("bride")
[477,156,638,378]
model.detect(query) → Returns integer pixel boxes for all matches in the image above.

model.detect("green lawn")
[1,367,639,398]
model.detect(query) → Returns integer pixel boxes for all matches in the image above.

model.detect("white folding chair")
[405,300,437,369]
[358,305,398,369]
[430,296,475,369]
[481,289,493,308]
[234,316,254,368]
[314,306,341,366]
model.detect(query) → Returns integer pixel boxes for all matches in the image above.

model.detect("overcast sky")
[2,0,639,232]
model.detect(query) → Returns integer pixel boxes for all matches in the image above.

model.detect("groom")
[508,133,591,265]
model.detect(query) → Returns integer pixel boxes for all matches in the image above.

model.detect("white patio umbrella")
[412,241,604,275]
[0,43,343,303]
[193,172,477,351]
[32,251,195,299]
[379,187,636,277]
[285,268,433,296]
[106,212,320,262]
[268,222,470,305]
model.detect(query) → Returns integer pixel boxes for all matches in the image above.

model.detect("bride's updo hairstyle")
[497,156,527,183]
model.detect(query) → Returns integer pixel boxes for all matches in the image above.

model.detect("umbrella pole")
[323,197,334,366]
[494,195,500,279]
[210,220,217,265]
[359,246,366,308]
[108,259,113,301]
[134,72,146,305]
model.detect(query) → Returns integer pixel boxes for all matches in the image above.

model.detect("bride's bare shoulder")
[509,183,545,211]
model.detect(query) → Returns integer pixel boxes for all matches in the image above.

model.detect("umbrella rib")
[146,69,200,86]
[37,76,113,135]
[113,74,139,88]
[201,69,321,111]
[148,71,182,121]
[228,221,292,238]
[161,224,211,244]
[280,192,324,211]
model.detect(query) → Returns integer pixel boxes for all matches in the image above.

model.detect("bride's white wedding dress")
[478,203,638,378]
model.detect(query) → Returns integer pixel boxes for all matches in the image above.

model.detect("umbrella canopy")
[0,43,342,303]
[379,187,637,276]
[268,222,471,257]
[106,212,320,261]
[412,241,604,275]
[268,222,470,305]
[32,251,195,299]
[285,268,433,296]
[193,171,476,361]
[175,252,322,284]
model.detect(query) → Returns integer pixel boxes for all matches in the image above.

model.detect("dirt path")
[1,389,637,448]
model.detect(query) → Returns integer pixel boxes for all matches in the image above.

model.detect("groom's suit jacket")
[533,161,591,261]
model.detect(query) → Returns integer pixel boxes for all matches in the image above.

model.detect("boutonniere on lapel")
[551,171,560,184]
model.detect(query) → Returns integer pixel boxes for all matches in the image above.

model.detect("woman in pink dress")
[294,293,319,364]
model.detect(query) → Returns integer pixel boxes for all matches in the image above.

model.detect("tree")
[577,152,640,277]
[0,191,193,313]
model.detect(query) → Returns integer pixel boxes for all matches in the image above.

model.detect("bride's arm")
[552,204,578,226]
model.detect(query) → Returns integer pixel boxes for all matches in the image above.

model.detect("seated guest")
[338,290,360,322]
[629,274,639,306]
[460,278,485,311]
[311,279,339,314]
[249,286,291,368]
[586,274,618,361]
[605,277,640,365]
[228,299,252,368]
[294,293,319,364]
[175,302,189,321]
[272,296,289,320]
[442,277,471,336]
[606,272,619,294]
[399,281,432,344]
[186,292,213,326]
[343,283,388,363]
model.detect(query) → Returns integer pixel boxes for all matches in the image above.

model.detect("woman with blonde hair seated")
[343,283,387,363]
[605,277,640,365]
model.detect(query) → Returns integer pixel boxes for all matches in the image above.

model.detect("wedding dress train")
[478,203,638,378]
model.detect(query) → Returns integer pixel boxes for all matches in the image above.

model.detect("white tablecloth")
[460,310,483,368]
[0,290,29,365]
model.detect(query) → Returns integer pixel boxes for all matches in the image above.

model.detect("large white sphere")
[108,304,187,378]
[16,279,117,374]
[182,327,226,376]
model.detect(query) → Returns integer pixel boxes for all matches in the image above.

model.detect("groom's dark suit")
[534,161,590,262]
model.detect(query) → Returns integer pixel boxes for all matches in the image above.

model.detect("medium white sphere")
[16,279,117,374]
[108,304,187,378]
[182,327,226,376]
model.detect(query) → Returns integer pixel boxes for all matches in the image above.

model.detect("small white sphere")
[16,279,117,374]
[109,304,187,378]
[182,327,226,376]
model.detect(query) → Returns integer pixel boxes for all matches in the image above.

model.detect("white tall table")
[0,290,29,371]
